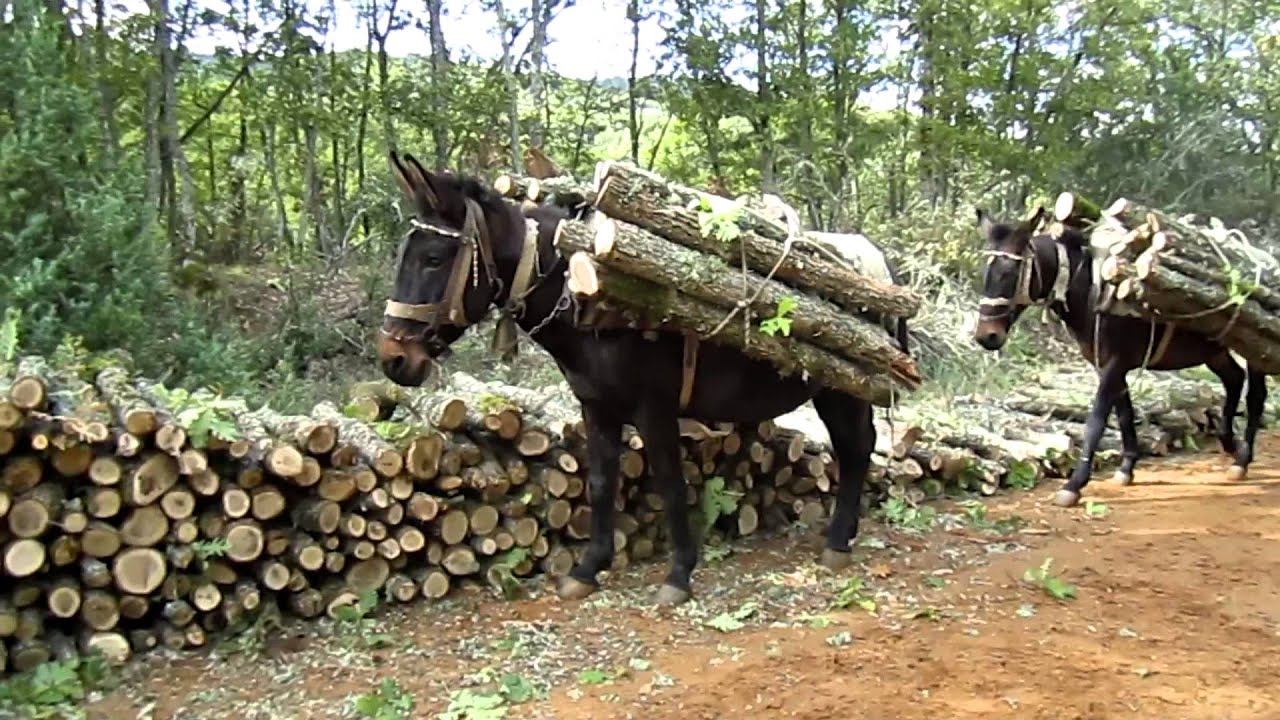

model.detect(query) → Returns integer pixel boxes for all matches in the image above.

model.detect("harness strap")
[507,219,541,313]
[679,332,699,413]
[1149,324,1177,366]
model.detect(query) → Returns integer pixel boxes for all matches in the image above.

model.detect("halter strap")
[980,239,1071,312]
[382,196,499,330]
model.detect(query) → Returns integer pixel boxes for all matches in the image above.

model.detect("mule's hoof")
[819,548,853,572]
[1225,464,1248,483]
[556,576,598,601]
[1110,470,1134,486]
[655,584,691,607]
[1053,489,1081,508]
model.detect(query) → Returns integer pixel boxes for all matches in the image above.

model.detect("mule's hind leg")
[633,401,697,606]
[558,403,624,600]
[812,389,874,571]
[1110,388,1140,486]
[1057,361,1128,507]
[1227,367,1267,482]
[1206,352,1246,455]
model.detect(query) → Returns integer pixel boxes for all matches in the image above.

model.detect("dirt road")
[88,432,1280,720]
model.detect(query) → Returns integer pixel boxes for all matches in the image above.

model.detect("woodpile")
[0,355,1232,676]
[1052,192,1280,373]
[495,161,925,407]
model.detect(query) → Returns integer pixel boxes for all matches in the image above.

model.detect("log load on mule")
[1052,192,1280,375]
[972,203,1271,509]
[495,160,924,408]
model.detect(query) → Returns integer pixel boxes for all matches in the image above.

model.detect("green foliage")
[831,577,877,614]
[759,296,797,337]
[152,387,242,448]
[705,601,760,632]
[698,476,741,536]
[1003,460,1040,490]
[0,652,116,720]
[1023,558,1078,601]
[576,668,615,685]
[438,689,508,720]
[0,308,20,366]
[695,196,745,243]
[877,496,937,533]
[192,538,230,561]
[353,678,415,720]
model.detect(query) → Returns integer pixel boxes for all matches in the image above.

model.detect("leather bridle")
[979,237,1070,321]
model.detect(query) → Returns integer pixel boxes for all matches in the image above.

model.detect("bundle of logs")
[1052,192,1280,374]
[0,354,1232,677]
[493,161,925,407]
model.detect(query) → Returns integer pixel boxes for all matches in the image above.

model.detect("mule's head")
[377,152,506,386]
[972,206,1047,351]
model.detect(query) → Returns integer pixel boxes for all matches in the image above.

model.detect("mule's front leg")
[1110,388,1140,486]
[812,390,874,571]
[557,405,623,601]
[634,403,697,606]
[1056,362,1128,507]
[1226,368,1267,482]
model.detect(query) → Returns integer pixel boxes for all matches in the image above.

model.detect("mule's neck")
[488,202,578,353]
[1036,236,1095,343]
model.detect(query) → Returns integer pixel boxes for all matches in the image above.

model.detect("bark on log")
[592,160,921,318]
[566,255,900,406]
[312,402,404,477]
[556,217,920,389]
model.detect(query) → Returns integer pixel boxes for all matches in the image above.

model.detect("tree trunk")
[426,0,451,167]
[626,0,643,162]
[528,0,548,150]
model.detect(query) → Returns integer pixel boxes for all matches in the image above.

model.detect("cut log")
[312,402,404,477]
[10,356,50,411]
[8,482,64,538]
[112,547,167,595]
[592,160,921,319]
[566,256,899,406]
[93,366,157,435]
[119,505,169,547]
[123,453,180,506]
[3,538,45,577]
[557,217,920,389]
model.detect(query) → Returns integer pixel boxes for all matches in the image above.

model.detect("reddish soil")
[87,432,1280,720]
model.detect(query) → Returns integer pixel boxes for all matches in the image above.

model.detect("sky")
[122,0,674,79]
[112,0,902,110]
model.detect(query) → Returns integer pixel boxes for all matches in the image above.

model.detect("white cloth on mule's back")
[758,194,894,285]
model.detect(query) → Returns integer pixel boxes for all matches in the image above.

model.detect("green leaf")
[1084,500,1110,518]
[498,673,543,704]
[706,601,760,632]
[577,668,613,685]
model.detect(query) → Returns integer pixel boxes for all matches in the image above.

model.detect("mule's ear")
[975,208,994,238]
[401,153,442,210]
[388,152,416,203]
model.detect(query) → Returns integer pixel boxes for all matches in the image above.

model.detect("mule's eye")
[422,256,442,270]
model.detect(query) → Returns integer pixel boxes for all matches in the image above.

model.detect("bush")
[0,3,269,394]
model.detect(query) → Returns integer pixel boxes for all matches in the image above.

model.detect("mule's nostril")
[383,355,407,377]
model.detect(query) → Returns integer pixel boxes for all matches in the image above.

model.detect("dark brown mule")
[973,208,1268,507]
[376,152,910,605]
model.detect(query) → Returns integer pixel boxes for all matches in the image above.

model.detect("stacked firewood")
[0,355,1232,676]
[493,161,925,407]
[1052,192,1280,373]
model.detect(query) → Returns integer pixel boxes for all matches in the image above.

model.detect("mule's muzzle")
[974,322,1007,351]
[377,327,434,387]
